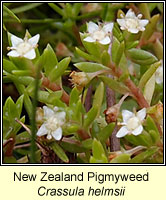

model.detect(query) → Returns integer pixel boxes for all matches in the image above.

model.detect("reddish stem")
[42,76,70,105]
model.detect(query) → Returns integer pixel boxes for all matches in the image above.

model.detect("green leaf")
[112,37,125,66]
[48,3,64,16]
[16,95,24,118]
[17,76,34,86]
[153,39,163,60]
[93,82,104,116]
[3,5,21,23]
[99,75,129,94]
[49,57,71,82]
[143,74,155,105]
[17,84,33,119]
[3,59,18,73]
[129,147,158,163]
[12,70,31,76]
[113,23,124,42]
[127,48,158,65]
[3,96,18,123]
[125,130,153,147]
[139,61,161,90]
[84,106,98,128]
[65,3,73,17]
[148,3,158,12]
[50,142,69,163]
[90,138,108,163]
[73,3,83,16]
[14,116,25,135]
[74,100,84,123]
[60,141,86,153]
[101,50,111,66]
[138,3,151,20]
[82,138,93,149]
[4,156,17,163]
[111,36,120,63]
[125,41,139,50]
[42,44,58,76]
[75,47,98,62]
[74,62,109,73]
[10,3,43,14]
[69,87,80,107]
[98,123,115,142]
[110,154,131,163]
[140,14,160,41]
[16,131,31,144]
[145,115,160,143]
[47,91,63,103]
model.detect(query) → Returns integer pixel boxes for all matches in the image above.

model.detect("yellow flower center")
[93,30,105,40]
[45,116,59,131]
[126,18,139,29]
[17,42,32,55]
[126,116,140,131]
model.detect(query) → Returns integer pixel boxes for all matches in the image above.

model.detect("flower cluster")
[7,33,40,60]
[36,106,66,141]
[83,21,114,45]
[116,108,146,138]
[117,9,149,34]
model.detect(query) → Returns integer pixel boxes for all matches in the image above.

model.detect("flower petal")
[116,126,129,138]
[103,23,114,33]
[139,19,149,27]
[83,36,96,43]
[87,21,99,33]
[37,124,48,137]
[28,34,40,46]
[7,50,20,57]
[11,35,23,47]
[122,110,134,124]
[23,49,36,60]
[136,108,146,121]
[43,106,54,118]
[57,111,66,120]
[156,77,163,84]
[132,125,143,136]
[99,36,111,45]
[126,9,136,18]
[52,127,62,140]
[128,28,139,34]
[117,19,126,28]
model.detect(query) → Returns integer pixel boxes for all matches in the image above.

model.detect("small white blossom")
[36,106,66,141]
[155,61,163,84]
[117,9,149,34]
[83,21,114,45]
[116,108,146,138]
[7,33,40,59]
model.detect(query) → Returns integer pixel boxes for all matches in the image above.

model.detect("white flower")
[155,61,163,84]
[7,33,40,59]
[117,9,149,34]
[83,21,114,45]
[36,106,66,140]
[116,108,146,138]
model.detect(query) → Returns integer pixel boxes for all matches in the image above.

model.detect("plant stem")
[84,85,93,112]
[106,75,120,151]
[30,64,41,163]
[42,76,70,105]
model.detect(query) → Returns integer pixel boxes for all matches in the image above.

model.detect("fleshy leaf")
[50,142,69,163]
[74,62,109,73]
[49,57,71,82]
[127,48,158,65]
